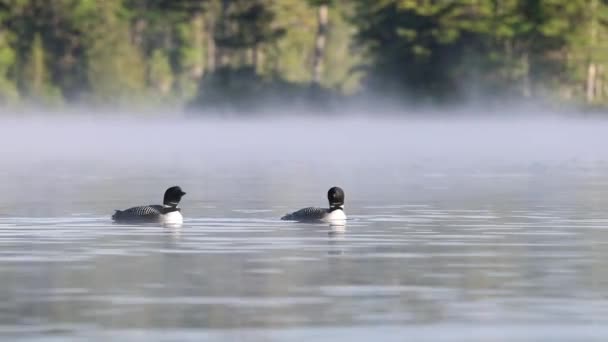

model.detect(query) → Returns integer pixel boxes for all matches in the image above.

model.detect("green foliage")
[0,0,607,110]
[23,34,45,97]
[82,0,146,105]
[22,33,62,105]
[352,0,605,105]
[323,3,361,93]
[0,30,18,103]
[172,17,206,101]
[216,0,285,50]
[148,49,174,97]
[267,0,317,83]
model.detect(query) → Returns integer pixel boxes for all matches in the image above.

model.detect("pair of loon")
[112,186,346,224]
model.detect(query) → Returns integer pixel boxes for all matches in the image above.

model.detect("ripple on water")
[1,174,608,339]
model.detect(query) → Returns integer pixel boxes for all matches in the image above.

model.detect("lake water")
[1,117,608,341]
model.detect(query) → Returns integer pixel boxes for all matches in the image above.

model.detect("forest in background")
[1,0,608,112]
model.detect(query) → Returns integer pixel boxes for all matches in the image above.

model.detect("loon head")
[163,186,186,207]
[327,186,345,210]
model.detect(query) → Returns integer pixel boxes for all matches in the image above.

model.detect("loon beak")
[181,191,187,196]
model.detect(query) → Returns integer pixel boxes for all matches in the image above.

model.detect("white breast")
[323,209,346,224]
[161,211,183,225]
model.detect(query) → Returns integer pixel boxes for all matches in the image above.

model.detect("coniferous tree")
[0,1,18,103]
[78,0,146,104]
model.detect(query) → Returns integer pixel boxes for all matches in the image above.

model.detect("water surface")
[1,118,608,341]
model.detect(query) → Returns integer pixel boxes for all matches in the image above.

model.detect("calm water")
[1,118,608,341]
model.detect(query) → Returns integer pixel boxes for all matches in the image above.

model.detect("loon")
[112,186,186,224]
[281,186,346,223]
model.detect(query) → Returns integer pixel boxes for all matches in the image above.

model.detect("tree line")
[0,0,607,111]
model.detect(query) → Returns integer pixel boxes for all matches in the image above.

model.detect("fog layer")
[2,116,607,169]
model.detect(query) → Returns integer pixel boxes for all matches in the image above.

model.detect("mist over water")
[4,112,608,165]
[3,113,608,215]
[2,111,608,341]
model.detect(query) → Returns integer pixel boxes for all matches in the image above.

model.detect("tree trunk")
[312,3,329,85]
[25,33,47,99]
[586,0,599,104]
[597,65,603,102]
[521,51,531,98]
[191,12,204,79]
[206,18,216,72]
[587,63,597,103]
[132,17,147,47]
[257,48,264,73]
[215,0,230,68]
